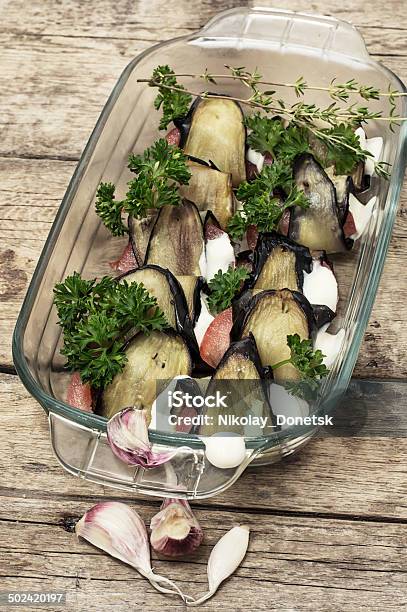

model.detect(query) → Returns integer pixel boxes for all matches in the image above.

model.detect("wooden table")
[1,1,406,609]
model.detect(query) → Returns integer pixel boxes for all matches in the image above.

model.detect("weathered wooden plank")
[1,373,407,520]
[0,495,406,611]
[0,28,406,159]
[1,156,406,377]
[2,0,407,34]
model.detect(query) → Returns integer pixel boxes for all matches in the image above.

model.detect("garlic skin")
[188,525,250,606]
[107,407,175,467]
[75,501,191,601]
[150,498,203,557]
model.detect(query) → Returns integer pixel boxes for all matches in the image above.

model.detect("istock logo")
[168,390,230,409]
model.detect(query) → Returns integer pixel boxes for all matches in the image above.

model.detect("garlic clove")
[107,406,175,468]
[150,498,203,557]
[202,435,247,469]
[188,525,250,606]
[76,501,192,602]
[75,501,152,575]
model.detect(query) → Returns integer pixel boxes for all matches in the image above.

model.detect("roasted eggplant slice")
[118,265,192,333]
[233,289,314,383]
[290,154,350,253]
[251,232,312,293]
[178,97,246,187]
[100,331,192,420]
[351,161,364,192]
[128,211,158,266]
[325,167,352,224]
[199,335,277,436]
[145,200,204,275]
[179,161,234,230]
[176,275,202,324]
[312,304,336,329]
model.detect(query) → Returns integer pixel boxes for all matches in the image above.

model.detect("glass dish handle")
[48,411,264,499]
[199,7,370,60]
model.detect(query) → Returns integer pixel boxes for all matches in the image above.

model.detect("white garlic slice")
[314,325,346,369]
[194,295,215,347]
[269,383,309,430]
[303,259,338,312]
[364,137,383,175]
[205,233,235,282]
[348,193,377,240]
[246,147,265,173]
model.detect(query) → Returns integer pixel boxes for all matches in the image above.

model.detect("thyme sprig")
[140,65,405,172]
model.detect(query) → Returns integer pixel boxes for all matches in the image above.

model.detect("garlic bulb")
[150,498,203,557]
[188,525,250,606]
[76,501,191,602]
[107,407,176,467]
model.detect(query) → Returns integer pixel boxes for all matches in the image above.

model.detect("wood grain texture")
[1,496,407,611]
[1,1,407,609]
[2,373,407,520]
[1,374,407,610]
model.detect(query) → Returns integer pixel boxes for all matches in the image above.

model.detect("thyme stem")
[137,79,407,122]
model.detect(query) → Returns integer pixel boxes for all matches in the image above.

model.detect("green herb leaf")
[271,333,329,400]
[245,113,285,155]
[95,183,128,237]
[228,161,309,239]
[286,333,329,380]
[207,266,249,315]
[317,123,368,174]
[151,65,192,130]
[54,273,168,388]
[125,138,191,219]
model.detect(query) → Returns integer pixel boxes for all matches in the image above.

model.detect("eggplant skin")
[200,334,278,435]
[232,289,315,382]
[312,304,336,329]
[117,265,199,358]
[290,154,350,254]
[176,275,203,325]
[99,330,192,421]
[128,211,158,266]
[325,167,352,224]
[145,200,204,276]
[177,96,246,187]
[250,232,312,293]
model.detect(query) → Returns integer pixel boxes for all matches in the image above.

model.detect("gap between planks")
[2,485,407,527]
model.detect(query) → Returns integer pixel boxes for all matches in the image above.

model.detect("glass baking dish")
[12,7,407,499]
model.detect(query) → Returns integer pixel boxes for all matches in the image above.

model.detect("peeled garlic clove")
[107,406,175,467]
[188,525,250,606]
[203,435,247,469]
[76,501,191,602]
[150,498,203,557]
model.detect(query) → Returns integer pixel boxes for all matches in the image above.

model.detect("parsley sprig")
[207,266,249,315]
[95,138,191,236]
[245,112,373,176]
[228,160,309,240]
[272,333,329,399]
[53,272,167,389]
[151,65,192,130]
